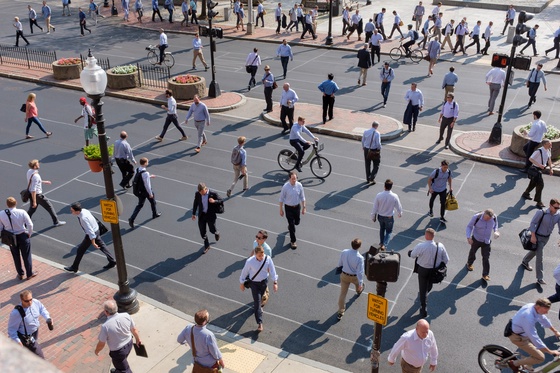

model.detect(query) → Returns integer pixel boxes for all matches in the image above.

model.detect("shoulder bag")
[527,149,544,180]
[519,209,545,251]
[20,172,36,203]
[245,55,259,73]
[94,216,109,236]
[1,209,18,247]
[190,327,220,373]
[244,256,267,288]
[366,132,381,161]
[15,305,35,347]
[430,243,447,284]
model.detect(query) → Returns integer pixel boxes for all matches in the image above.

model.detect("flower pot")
[85,157,103,173]
[107,69,142,89]
[510,125,560,160]
[52,62,82,80]
[168,77,206,100]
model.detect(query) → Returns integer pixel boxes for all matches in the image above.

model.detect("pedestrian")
[318,73,339,124]
[364,18,375,43]
[164,0,174,23]
[152,0,163,22]
[401,24,419,56]
[95,300,141,373]
[296,3,305,30]
[245,48,261,91]
[437,92,459,149]
[466,209,499,282]
[522,140,553,210]
[388,10,403,39]
[501,4,515,35]
[413,1,425,31]
[63,202,116,273]
[128,157,161,229]
[427,160,452,222]
[227,136,248,198]
[233,0,240,29]
[280,83,298,133]
[240,245,278,331]
[1,197,34,280]
[347,9,362,41]
[180,0,188,26]
[237,4,245,31]
[547,263,560,307]
[370,29,383,65]
[507,299,560,372]
[301,10,317,40]
[28,5,44,33]
[371,180,402,250]
[189,0,198,24]
[24,93,52,139]
[192,32,208,70]
[362,121,381,184]
[13,17,30,47]
[441,19,454,50]
[192,183,222,253]
[287,4,298,32]
[78,7,91,36]
[387,319,438,371]
[521,110,547,172]
[262,65,275,113]
[312,5,319,34]
[289,117,318,172]
[155,89,188,142]
[276,39,293,79]
[379,62,395,108]
[8,290,51,358]
[520,25,540,56]
[155,28,168,65]
[427,38,441,76]
[431,12,443,43]
[403,83,424,132]
[256,0,264,27]
[526,63,547,107]
[420,15,431,49]
[341,6,350,35]
[88,0,98,25]
[480,21,493,55]
[374,8,387,40]
[357,43,372,86]
[453,19,468,54]
[274,2,282,34]
[41,1,56,33]
[177,309,225,369]
[279,171,306,249]
[74,97,97,148]
[431,2,442,18]
[122,0,130,21]
[26,160,66,227]
[114,131,136,189]
[409,228,449,317]
[545,26,560,58]
[184,94,210,153]
[336,238,365,320]
[441,66,458,102]
[465,20,482,54]
[485,66,506,115]
[62,0,71,16]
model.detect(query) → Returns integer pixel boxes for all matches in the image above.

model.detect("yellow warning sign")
[100,199,118,224]
[367,293,388,325]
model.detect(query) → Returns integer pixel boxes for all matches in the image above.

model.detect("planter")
[510,125,560,160]
[107,69,142,89]
[167,77,206,100]
[85,157,103,173]
[52,62,82,80]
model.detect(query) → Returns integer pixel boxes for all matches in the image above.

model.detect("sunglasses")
[22,298,32,303]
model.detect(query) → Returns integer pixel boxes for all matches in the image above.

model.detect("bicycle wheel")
[478,345,515,373]
[310,156,332,179]
[147,51,158,65]
[410,49,423,63]
[164,53,175,68]
[278,149,297,171]
[389,47,402,61]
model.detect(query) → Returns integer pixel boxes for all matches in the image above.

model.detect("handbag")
[365,130,380,161]
[503,319,513,337]
[272,81,278,90]
[246,55,259,73]
[430,243,447,284]
[20,103,27,113]
[335,266,343,275]
[190,328,220,373]
[188,8,192,15]
[412,15,416,21]
[527,149,544,180]
[1,209,18,247]
[519,209,545,251]
[445,192,459,211]
[244,256,267,288]
[95,217,109,236]
[399,20,404,26]
[20,172,35,203]
[423,54,431,61]
[15,305,34,348]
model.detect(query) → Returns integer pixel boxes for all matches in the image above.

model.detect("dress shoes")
[153,212,162,219]
[103,262,117,269]
[64,266,78,273]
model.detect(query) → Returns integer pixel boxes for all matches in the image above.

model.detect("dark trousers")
[249,279,268,324]
[301,23,315,38]
[152,7,163,21]
[167,7,173,22]
[377,23,386,39]
[342,18,350,34]
[403,40,415,54]
[545,37,560,58]
[467,237,491,276]
[502,19,513,34]
[21,330,44,358]
[363,148,380,182]
[290,139,310,169]
[298,16,305,30]
[280,105,294,131]
[370,45,380,64]
[248,65,258,87]
[80,20,90,35]
[453,34,465,52]
[429,189,447,218]
[284,204,301,243]
[264,86,273,112]
[159,114,186,138]
[548,283,560,304]
[280,56,289,78]
[381,81,391,105]
[365,31,373,43]
[158,44,167,63]
[115,158,134,188]
[465,35,480,53]
[29,19,43,33]
[287,20,297,31]
[190,10,198,24]
[130,194,158,222]
[481,38,490,54]
[10,233,33,277]
[523,140,540,169]
[417,266,433,311]
[255,12,264,27]
[528,82,540,105]
[524,173,544,204]
[438,116,454,146]
[521,39,537,55]
[71,233,115,270]
[322,95,335,122]
[15,30,30,46]
[388,24,403,38]
[109,338,133,373]
[198,212,217,248]
[28,194,59,224]
[276,16,281,33]
[404,103,419,130]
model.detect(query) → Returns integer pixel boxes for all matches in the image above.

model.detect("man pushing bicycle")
[289,117,318,172]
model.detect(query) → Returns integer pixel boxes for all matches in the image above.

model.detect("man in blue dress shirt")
[337,238,365,320]
[279,171,307,249]
[361,121,381,184]
[371,180,403,250]
[403,83,424,132]
[437,92,459,149]
[289,117,318,172]
[318,73,339,124]
[279,83,298,133]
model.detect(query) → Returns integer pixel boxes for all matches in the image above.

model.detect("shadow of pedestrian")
[280,318,332,354]
[314,183,366,211]
[129,250,203,288]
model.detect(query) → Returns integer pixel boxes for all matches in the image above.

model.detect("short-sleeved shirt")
[429,167,451,192]
[98,312,135,351]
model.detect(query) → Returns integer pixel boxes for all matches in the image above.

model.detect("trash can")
[506,26,515,43]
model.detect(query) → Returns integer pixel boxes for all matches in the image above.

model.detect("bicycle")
[389,41,424,63]
[146,45,175,68]
[478,344,560,372]
[277,141,332,179]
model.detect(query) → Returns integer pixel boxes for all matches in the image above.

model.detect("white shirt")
[486,67,506,85]
[405,89,424,106]
[98,312,135,351]
[167,96,177,115]
[527,119,547,142]
[245,52,261,66]
[77,208,98,239]
[410,239,449,269]
[0,207,33,235]
[239,255,278,283]
[159,32,168,46]
[371,190,402,218]
[82,104,93,128]
[530,146,551,167]
[26,169,42,194]
[388,328,438,367]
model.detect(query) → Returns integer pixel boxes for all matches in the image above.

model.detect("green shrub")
[522,123,560,141]
[83,144,114,160]
[110,65,138,74]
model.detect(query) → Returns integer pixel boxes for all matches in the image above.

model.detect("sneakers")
[440,217,448,223]
[155,136,163,142]
[466,263,474,271]
[153,212,162,219]
[54,221,66,227]
[46,132,52,137]
[537,279,547,285]
[226,189,231,197]
[521,262,533,271]
[337,312,343,320]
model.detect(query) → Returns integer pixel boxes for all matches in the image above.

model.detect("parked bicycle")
[277,141,332,179]
[146,45,175,68]
[389,41,424,63]
[478,344,560,372]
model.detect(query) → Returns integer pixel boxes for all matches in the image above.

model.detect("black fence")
[137,63,170,90]
[0,44,57,70]
[80,54,111,71]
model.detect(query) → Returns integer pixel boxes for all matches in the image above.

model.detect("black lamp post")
[326,0,333,45]
[80,50,139,314]
[207,1,220,98]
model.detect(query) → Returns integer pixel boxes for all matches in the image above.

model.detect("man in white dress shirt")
[371,179,402,250]
[388,319,438,372]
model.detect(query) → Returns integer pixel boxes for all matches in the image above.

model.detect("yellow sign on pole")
[100,199,118,224]
[367,293,388,325]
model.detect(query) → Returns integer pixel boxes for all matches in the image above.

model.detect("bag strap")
[15,305,29,336]
[534,209,546,235]
[251,256,267,281]
[433,243,440,269]
[190,327,198,361]
[368,130,375,149]
[4,209,15,231]
[250,55,259,66]
[27,171,36,192]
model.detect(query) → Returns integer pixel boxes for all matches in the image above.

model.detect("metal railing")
[137,63,170,90]
[80,54,111,71]
[0,44,57,70]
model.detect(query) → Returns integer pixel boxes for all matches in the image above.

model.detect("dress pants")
[29,19,43,33]
[524,173,544,205]
[523,140,540,169]
[249,279,268,324]
[115,158,134,188]
[130,194,158,222]
[465,35,480,53]
[264,86,273,112]
[481,38,490,54]
[284,204,300,244]
[338,272,359,315]
[194,120,207,147]
[198,211,217,248]
[521,39,537,56]
[417,265,433,313]
[280,105,294,131]
[453,34,465,53]
[527,82,540,105]
[158,44,167,63]
[109,338,133,373]
[290,139,310,170]
[363,148,380,182]
[230,164,248,192]
[28,194,59,224]
[508,334,545,367]
[401,358,422,373]
[159,114,186,138]
[71,233,115,270]
[522,234,549,281]
[15,30,30,46]
[438,116,454,147]
[10,233,33,278]
[322,95,334,122]
[280,56,289,78]
[487,83,501,112]
[467,237,491,277]
[370,45,380,64]
[152,7,163,21]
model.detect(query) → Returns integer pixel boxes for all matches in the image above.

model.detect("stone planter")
[510,125,560,160]
[167,77,206,100]
[52,62,82,80]
[107,70,142,89]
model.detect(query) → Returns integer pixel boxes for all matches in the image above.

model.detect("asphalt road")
[3,76,560,372]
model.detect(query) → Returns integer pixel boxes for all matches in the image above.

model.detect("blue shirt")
[466,213,498,243]
[8,299,50,342]
[530,208,560,236]
[114,138,136,162]
[511,303,552,349]
[405,89,424,106]
[190,0,196,11]
[379,67,395,82]
[440,100,459,118]
[442,72,458,88]
[42,5,52,17]
[338,249,365,284]
[262,72,275,87]
[152,0,159,9]
[177,324,223,368]
[318,79,339,95]
[526,68,547,85]
[253,240,272,256]
[185,101,210,124]
[362,127,381,150]
[279,180,305,206]
[364,21,375,33]
[429,167,451,193]
[79,10,87,21]
[280,88,298,107]
[192,36,202,50]
[289,122,313,142]
[276,44,293,58]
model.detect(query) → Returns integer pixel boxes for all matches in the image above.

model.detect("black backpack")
[132,169,147,197]
[412,30,419,40]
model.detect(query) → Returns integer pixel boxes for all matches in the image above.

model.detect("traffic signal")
[513,55,532,70]
[207,0,219,18]
[518,10,534,24]
[214,27,223,39]
[491,53,509,68]
[199,25,210,37]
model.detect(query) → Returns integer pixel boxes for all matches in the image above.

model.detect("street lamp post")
[326,0,333,45]
[80,50,139,314]
[207,7,220,98]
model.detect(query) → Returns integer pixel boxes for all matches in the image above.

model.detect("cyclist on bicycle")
[402,24,419,56]
[157,28,168,65]
[289,116,318,172]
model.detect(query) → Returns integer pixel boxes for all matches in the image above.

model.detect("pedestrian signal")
[491,53,509,68]
[199,25,210,37]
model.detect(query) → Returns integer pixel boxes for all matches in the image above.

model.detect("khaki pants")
[45,16,54,32]
[443,85,454,101]
[338,272,360,314]
[230,164,248,192]
[442,34,453,50]
[508,334,545,367]
[401,358,422,373]
[192,49,207,68]
[358,68,368,84]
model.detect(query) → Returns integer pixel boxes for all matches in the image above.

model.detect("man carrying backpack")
[402,24,418,56]
[427,160,452,223]
[466,209,499,282]
[227,136,248,198]
[128,157,161,230]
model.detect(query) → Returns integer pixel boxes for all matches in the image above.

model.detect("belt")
[536,233,550,238]
[194,119,205,122]
[445,84,454,87]
[342,271,356,276]
[285,204,299,208]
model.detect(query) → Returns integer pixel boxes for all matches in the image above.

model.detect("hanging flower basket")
[168,75,206,100]
[52,58,82,80]
[83,144,114,173]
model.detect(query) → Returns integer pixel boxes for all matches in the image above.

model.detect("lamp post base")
[326,35,333,45]
[246,22,253,35]
[209,81,221,98]
[114,288,140,314]
[488,121,502,144]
